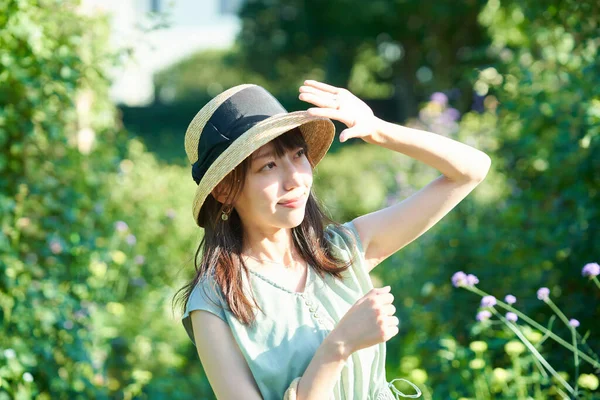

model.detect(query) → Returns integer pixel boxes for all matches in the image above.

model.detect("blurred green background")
[1,0,598,399]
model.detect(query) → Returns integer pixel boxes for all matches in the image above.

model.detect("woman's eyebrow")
[253,146,302,163]
[252,150,276,162]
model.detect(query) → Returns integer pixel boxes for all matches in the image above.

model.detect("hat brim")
[191,110,336,226]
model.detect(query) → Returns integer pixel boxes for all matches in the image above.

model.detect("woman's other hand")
[326,285,399,358]
[299,80,381,144]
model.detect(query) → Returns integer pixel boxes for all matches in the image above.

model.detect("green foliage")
[313,144,405,222]
[153,48,273,104]
[375,0,600,398]
[0,0,124,397]
[0,1,203,398]
[430,332,595,399]
[154,0,492,120]
[236,0,491,114]
[470,0,599,309]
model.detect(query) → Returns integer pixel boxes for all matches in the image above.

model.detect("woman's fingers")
[378,292,394,304]
[299,92,336,110]
[306,107,351,125]
[382,304,396,316]
[300,80,370,133]
[299,85,335,98]
[303,79,340,94]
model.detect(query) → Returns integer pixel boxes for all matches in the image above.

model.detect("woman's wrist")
[324,330,352,362]
[296,331,351,400]
[364,116,386,145]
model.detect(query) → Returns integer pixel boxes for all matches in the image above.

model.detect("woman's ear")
[211,181,231,204]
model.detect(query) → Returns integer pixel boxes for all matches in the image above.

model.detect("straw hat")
[184,84,336,227]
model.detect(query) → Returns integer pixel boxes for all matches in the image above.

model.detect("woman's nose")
[282,155,304,188]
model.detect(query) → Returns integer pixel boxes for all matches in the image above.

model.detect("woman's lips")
[278,196,305,208]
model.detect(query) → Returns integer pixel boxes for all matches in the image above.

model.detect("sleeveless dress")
[181,221,421,399]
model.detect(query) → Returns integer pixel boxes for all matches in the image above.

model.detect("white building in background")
[79,0,244,106]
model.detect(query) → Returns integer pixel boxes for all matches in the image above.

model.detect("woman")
[176,80,491,399]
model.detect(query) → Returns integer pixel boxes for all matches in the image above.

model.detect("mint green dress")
[181,221,421,399]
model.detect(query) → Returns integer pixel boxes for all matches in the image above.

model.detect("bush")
[0,1,201,398]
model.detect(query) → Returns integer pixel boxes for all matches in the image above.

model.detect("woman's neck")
[241,225,298,266]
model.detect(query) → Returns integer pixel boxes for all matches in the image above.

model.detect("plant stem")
[545,299,570,328]
[572,328,580,397]
[492,308,574,395]
[465,286,600,369]
[555,387,570,400]
[511,354,528,399]
[534,381,542,400]
[592,276,600,290]
[529,349,548,379]
[546,299,581,396]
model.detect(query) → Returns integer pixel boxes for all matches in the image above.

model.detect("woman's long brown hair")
[173,127,356,327]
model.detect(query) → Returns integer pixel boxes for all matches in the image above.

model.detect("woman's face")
[233,141,313,231]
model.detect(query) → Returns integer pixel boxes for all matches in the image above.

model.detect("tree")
[236,0,491,116]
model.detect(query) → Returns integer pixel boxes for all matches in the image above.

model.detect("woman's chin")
[277,210,306,227]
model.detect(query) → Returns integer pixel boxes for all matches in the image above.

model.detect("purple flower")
[453,272,479,288]
[466,274,479,286]
[436,115,452,127]
[115,221,128,233]
[505,294,517,305]
[452,271,468,287]
[582,262,600,278]
[569,319,580,328]
[126,234,136,246]
[537,287,550,301]
[506,312,518,322]
[431,92,448,106]
[476,310,492,321]
[443,107,461,122]
[481,295,497,308]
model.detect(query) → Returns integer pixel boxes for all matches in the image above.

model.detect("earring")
[221,205,232,221]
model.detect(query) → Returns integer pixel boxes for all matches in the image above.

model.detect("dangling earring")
[220,180,239,221]
[221,205,232,221]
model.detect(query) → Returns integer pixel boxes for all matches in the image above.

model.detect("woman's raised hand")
[328,285,400,357]
[299,80,380,143]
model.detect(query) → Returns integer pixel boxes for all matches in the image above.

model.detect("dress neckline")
[247,263,312,296]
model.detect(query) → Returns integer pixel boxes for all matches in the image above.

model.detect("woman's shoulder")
[324,220,365,262]
[186,271,227,315]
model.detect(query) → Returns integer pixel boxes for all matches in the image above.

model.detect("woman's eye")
[261,162,276,171]
[260,149,305,171]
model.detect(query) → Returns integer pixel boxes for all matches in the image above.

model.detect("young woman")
[176,80,491,399]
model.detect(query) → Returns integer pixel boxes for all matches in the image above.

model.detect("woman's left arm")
[369,119,491,183]
[299,80,491,273]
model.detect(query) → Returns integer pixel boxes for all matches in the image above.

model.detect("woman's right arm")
[191,310,263,399]
[192,309,348,400]
[292,285,399,400]
[289,332,350,400]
